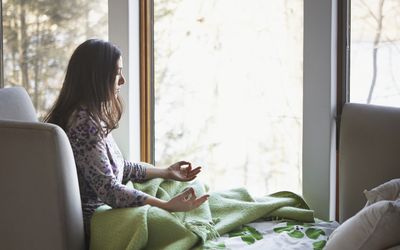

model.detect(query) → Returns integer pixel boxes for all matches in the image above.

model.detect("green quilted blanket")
[90,178,314,250]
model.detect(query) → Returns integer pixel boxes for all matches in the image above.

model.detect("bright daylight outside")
[351,0,400,107]
[154,0,304,197]
[6,0,399,197]
[2,0,108,119]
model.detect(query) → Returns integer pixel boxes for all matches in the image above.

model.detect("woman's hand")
[163,187,209,212]
[167,161,201,182]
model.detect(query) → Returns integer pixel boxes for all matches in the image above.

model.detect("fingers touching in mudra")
[164,161,208,211]
[164,187,209,212]
[145,161,208,212]
[167,161,201,182]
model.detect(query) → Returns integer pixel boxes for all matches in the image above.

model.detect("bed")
[2,86,398,250]
[204,102,400,250]
[91,178,339,250]
[90,102,400,250]
[326,103,400,250]
[203,219,338,250]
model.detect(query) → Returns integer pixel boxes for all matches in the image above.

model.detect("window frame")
[141,0,340,220]
[0,1,3,88]
[337,0,350,115]
[0,0,345,221]
[336,0,350,220]
[139,0,154,164]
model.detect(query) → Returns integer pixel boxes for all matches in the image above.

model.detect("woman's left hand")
[167,161,201,182]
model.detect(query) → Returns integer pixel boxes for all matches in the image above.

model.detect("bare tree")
[3,0,107,118]
[364,0,385,104]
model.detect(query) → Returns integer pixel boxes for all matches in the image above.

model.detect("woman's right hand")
[164,187,209,212]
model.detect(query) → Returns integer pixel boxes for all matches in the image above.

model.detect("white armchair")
[0,87,85,250]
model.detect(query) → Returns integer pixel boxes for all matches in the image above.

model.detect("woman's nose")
[119,75,126,85]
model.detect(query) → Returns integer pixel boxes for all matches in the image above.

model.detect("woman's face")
[114,56,125,96]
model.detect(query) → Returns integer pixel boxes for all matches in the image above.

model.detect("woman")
[45,39,209,243]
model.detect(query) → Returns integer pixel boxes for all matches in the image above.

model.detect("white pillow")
[364,179,400,206]
[325,200,400,250]
[386,246,400,250]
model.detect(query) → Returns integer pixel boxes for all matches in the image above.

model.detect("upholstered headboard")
[339,103,400,223]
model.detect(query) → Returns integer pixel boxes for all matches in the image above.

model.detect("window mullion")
[139,0,154,164]
[0,0,3,88]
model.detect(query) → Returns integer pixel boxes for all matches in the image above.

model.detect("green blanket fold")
[90,178,314,250]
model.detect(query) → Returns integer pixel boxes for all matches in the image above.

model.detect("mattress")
[203,219,339,250]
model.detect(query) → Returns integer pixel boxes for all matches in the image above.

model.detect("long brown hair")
[44,39,123,136]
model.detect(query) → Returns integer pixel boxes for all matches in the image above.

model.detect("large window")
[350,0,400,107]
[152,0,303,196]
[1,0,108,119]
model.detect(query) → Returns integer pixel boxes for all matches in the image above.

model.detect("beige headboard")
[339,103,400,223]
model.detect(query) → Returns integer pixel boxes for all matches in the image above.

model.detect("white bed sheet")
[203,219,339,250]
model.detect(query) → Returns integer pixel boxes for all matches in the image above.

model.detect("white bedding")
[203,219,339,250]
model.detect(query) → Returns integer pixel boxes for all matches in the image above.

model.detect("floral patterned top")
[66,107,148,240]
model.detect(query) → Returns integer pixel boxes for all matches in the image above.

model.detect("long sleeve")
[67,110,148,209]
[122,161,147,184]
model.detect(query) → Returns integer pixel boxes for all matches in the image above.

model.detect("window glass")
[2,0,108,119]
[154,0,303,196]
[350,0,400,107]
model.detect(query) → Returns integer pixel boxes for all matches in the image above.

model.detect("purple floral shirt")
[66,108,148,238]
